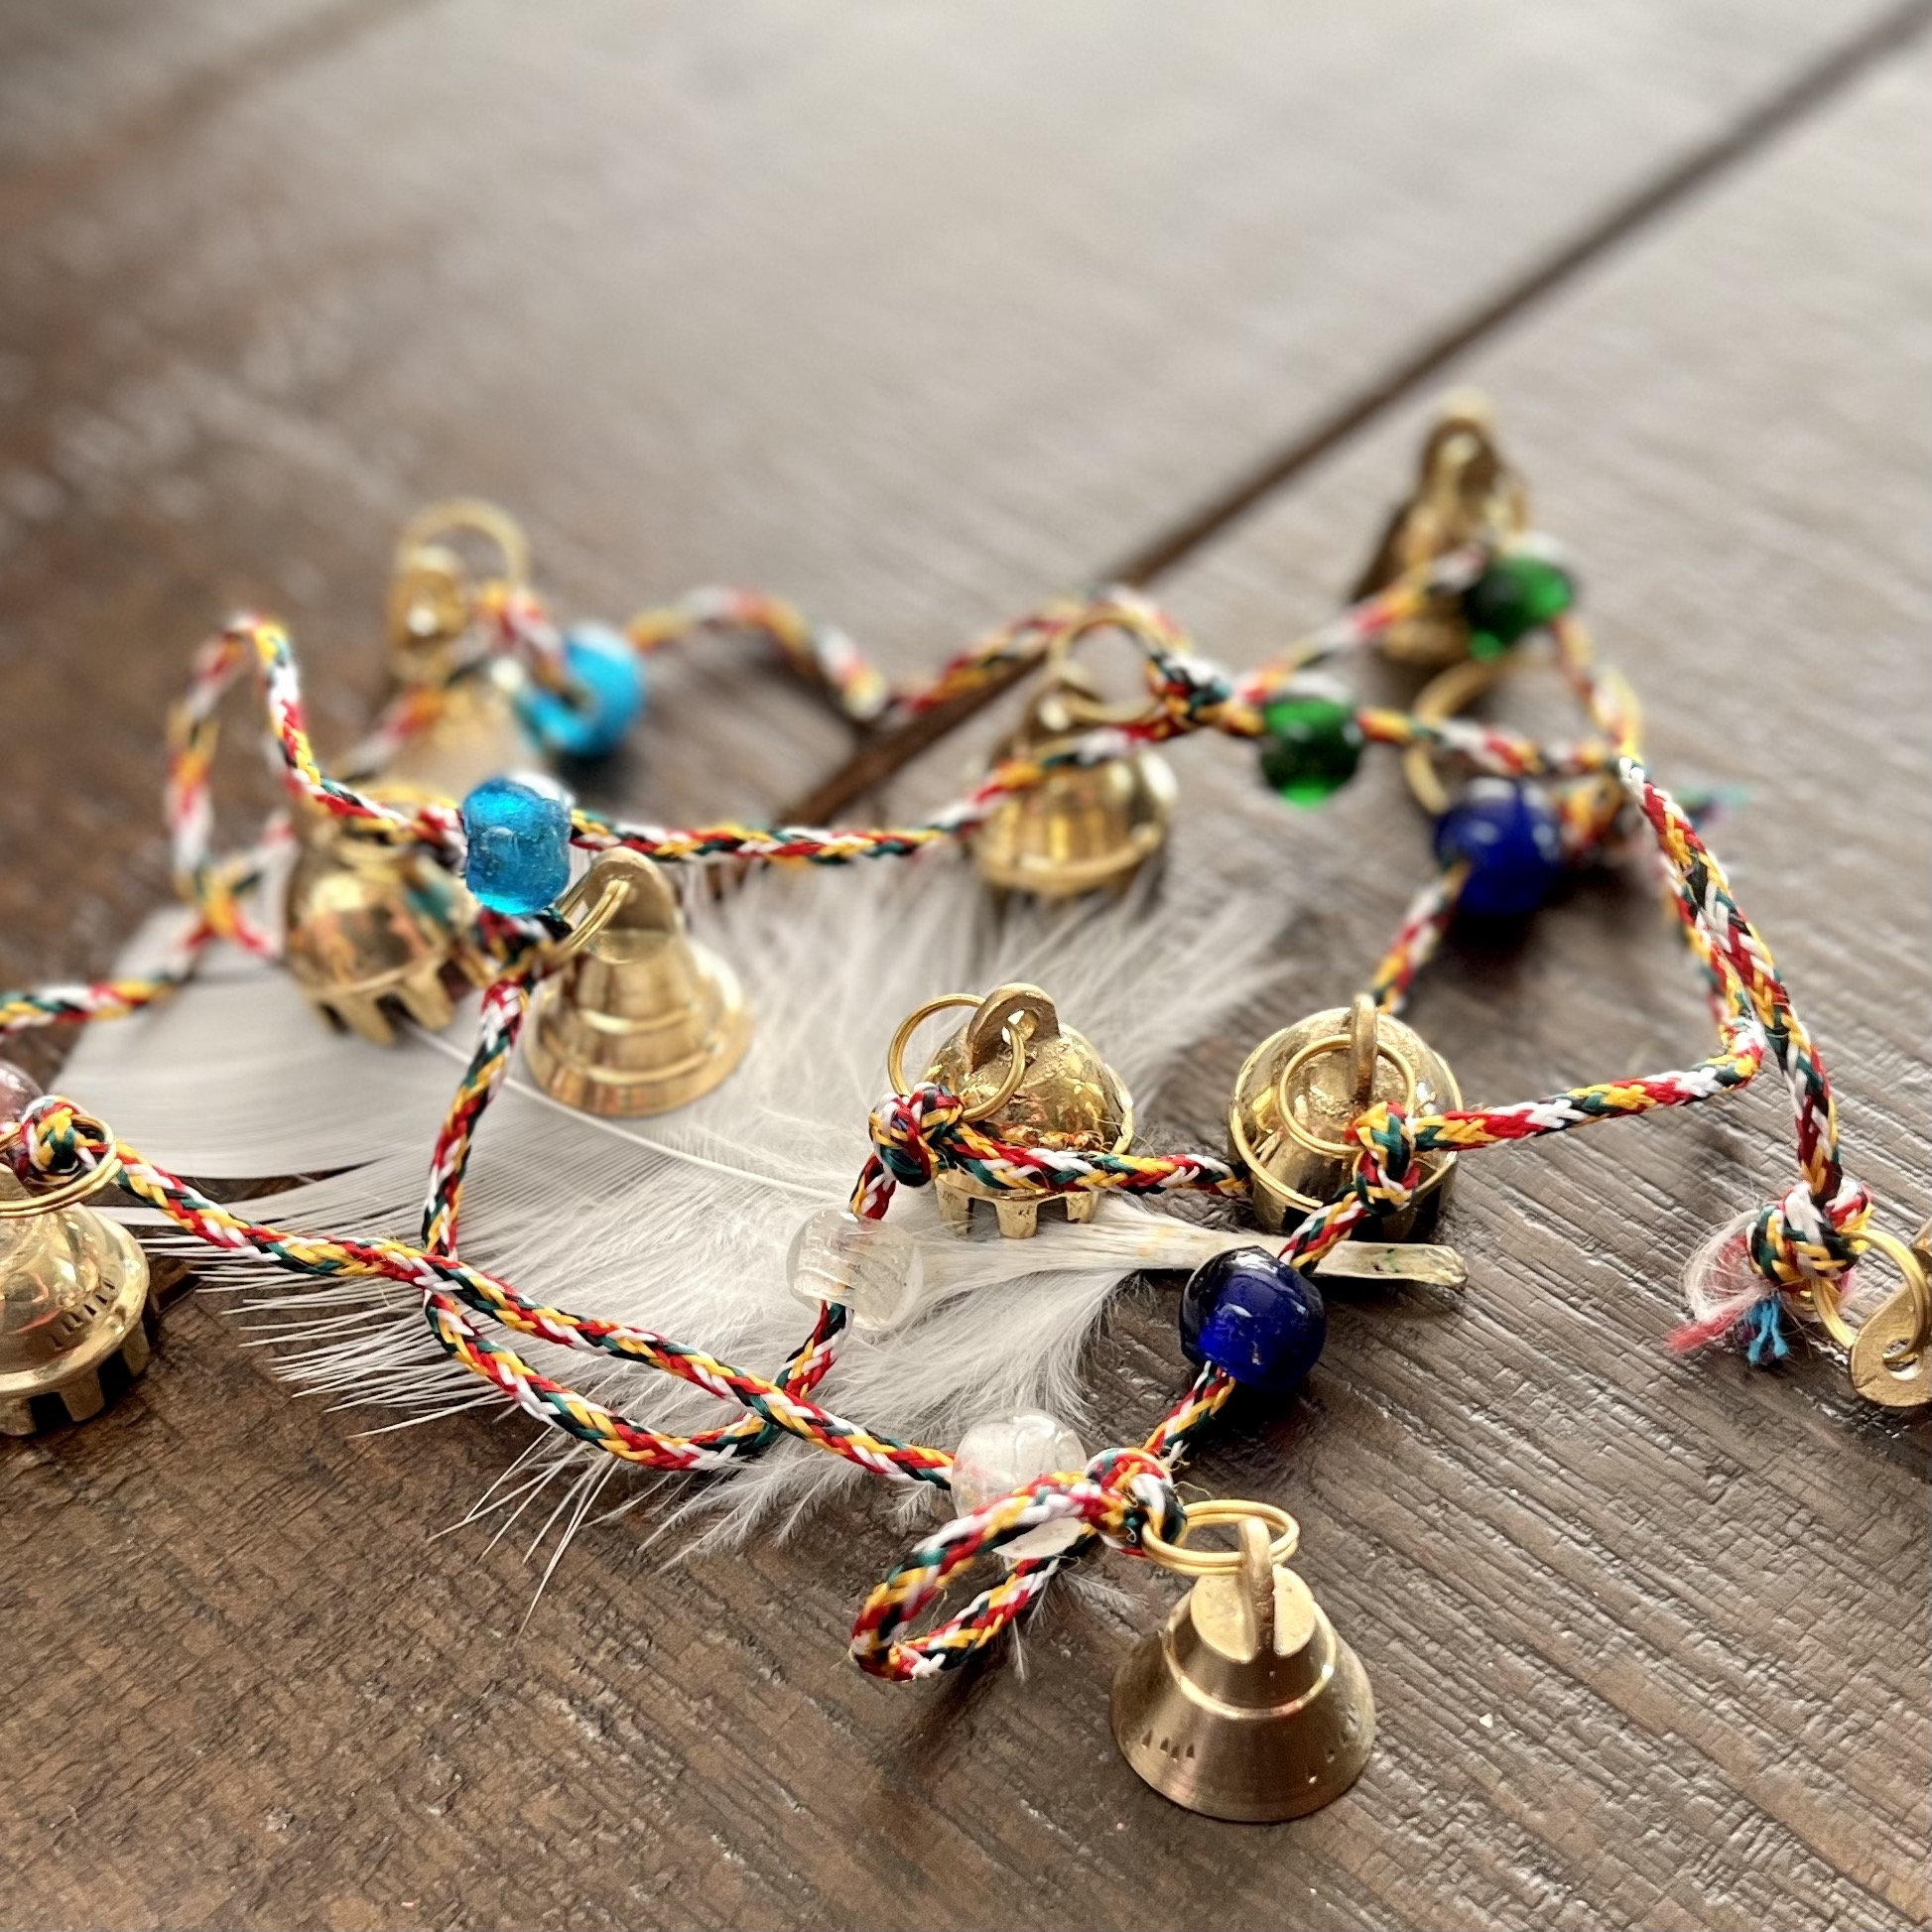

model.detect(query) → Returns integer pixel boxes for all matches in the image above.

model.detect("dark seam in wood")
[779,0,1932,827]
[0,0,446,238]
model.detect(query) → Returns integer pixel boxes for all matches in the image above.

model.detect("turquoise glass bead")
[1180,1247,1327,1394]
[460,775,574,914]
[519,624,648,760]
[1461,553,1575,660]
[1256,678,1363,807]
[1434,778,1562,917]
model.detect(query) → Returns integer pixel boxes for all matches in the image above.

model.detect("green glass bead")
[1462,554,1576,660]
[1256,687,1363,806]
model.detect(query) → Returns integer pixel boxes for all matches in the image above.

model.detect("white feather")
[117,853,1282,1553]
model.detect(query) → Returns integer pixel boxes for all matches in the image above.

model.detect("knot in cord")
[866,1083,966,1190]
[1749,1176,1872,1286]
[1350,1099,1422,1219]
[2,1095,114,1184]
[1084,1444,1186,1551]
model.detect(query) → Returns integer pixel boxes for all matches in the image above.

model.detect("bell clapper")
[523,848,751,1118]
[0,1111,157,1438]
[887,983,1134,1238]
[1113,1498,1375,1822]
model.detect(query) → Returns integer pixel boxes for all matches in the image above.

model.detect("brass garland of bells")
[1113,1505,1375,1822]
[378,498,544,801]
[0,1146,156,1438]
[892,983,1134,1238]
[1230,993,1461,1243]
[1351,389,1529,669]
[525,849,751,1118]
[282,786,490,1047]
[971,662,1177,899]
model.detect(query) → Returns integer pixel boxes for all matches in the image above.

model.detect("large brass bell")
[282,789,487,1046]
[524,849,750,1117]
[971,670,1176,898]
[894,983,1133,1238]
[1351,390,1529,669]
[0,1161,156,1438]
[378,499,542,800]
[1113,1507,1374,1822]
[1230,994,1460,1239]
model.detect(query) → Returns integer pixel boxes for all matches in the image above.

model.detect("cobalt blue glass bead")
[1434,778,1563,918]
[460,774,574,914]
[1180,1246,1327,1394]
[519,623,648,760]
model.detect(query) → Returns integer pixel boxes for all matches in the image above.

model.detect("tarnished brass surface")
[524,850,750,1118]
[1113,1516,1374,1822]
[919,983,1132,1237]
[1230,998,1459,1237]
[1351,389,1528,668]
[0,1174,155,1437]
[972,682,1175,898]
[282,790,486,1046]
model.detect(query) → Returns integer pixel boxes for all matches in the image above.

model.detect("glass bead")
[1461,553,1576,661]
[1256,678,1363,806]
[1434,778,1563,918]
[0,1057,42,1127]
[460,774,574,915]
[1180,1245,1327,1394]
[951,1410,1088,1561]
[519,623,648,760]
[784,1208,924,1333]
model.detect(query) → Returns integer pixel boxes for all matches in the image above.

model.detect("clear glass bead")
[785,1208,923,1333]
[0,1058,41,1127]
[951,1410,1088,1561]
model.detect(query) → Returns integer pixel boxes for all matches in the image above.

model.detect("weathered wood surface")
[1,6,1927,1929]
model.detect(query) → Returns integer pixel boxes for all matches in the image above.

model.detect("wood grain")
[1,8,1927,1931]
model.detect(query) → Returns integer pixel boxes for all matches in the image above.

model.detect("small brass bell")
[972,675,1176,898]
[0,1173,156,1437]
[1113,1515,1374,1822]
[282,790,487,1046]
[524,849,750,1117]
[378,501,543,799]
[1230,994,1461,1239]
[1352,390,1529,669]
[909,983,1133,1238]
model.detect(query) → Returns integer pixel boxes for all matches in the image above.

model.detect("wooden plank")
[2,13,1927,1932]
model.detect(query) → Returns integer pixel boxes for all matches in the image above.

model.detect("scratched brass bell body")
[1352,391,1529,668]
[0,1177,156,1437]
[924,983,1133,1238]
[1230,997,1460,1237]
[972,684,1176,898]
[380,516,542,799]
[525,850,750,1117]
[1113,1524,1374,1822]
[283,794,486,1047]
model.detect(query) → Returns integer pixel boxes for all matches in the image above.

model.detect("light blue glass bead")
[460,775,574,914]
[518,623,648,760]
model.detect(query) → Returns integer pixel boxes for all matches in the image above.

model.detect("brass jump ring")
[544,875,628,966]
[0,1111,124,1220]
[393,497,533,589]
[1401,654,1509,817]
[1851,1227,1932,1364]
[1140,1498,1301,1577]
[1042,607,1168,730]
[1273,1033,1417,1161]
[886,993,1030,1122]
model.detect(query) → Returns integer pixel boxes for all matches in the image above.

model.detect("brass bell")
[524,849,750,1117]
[282,790,487,1046]
[378,500,543,799]
[1230,994,1460,1239]
[1113,1514,1374,1822]
[0,1172,156,1437]
[972,673,1176,898]
[902,983,1133,1238]
[1351,390,1529,668]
